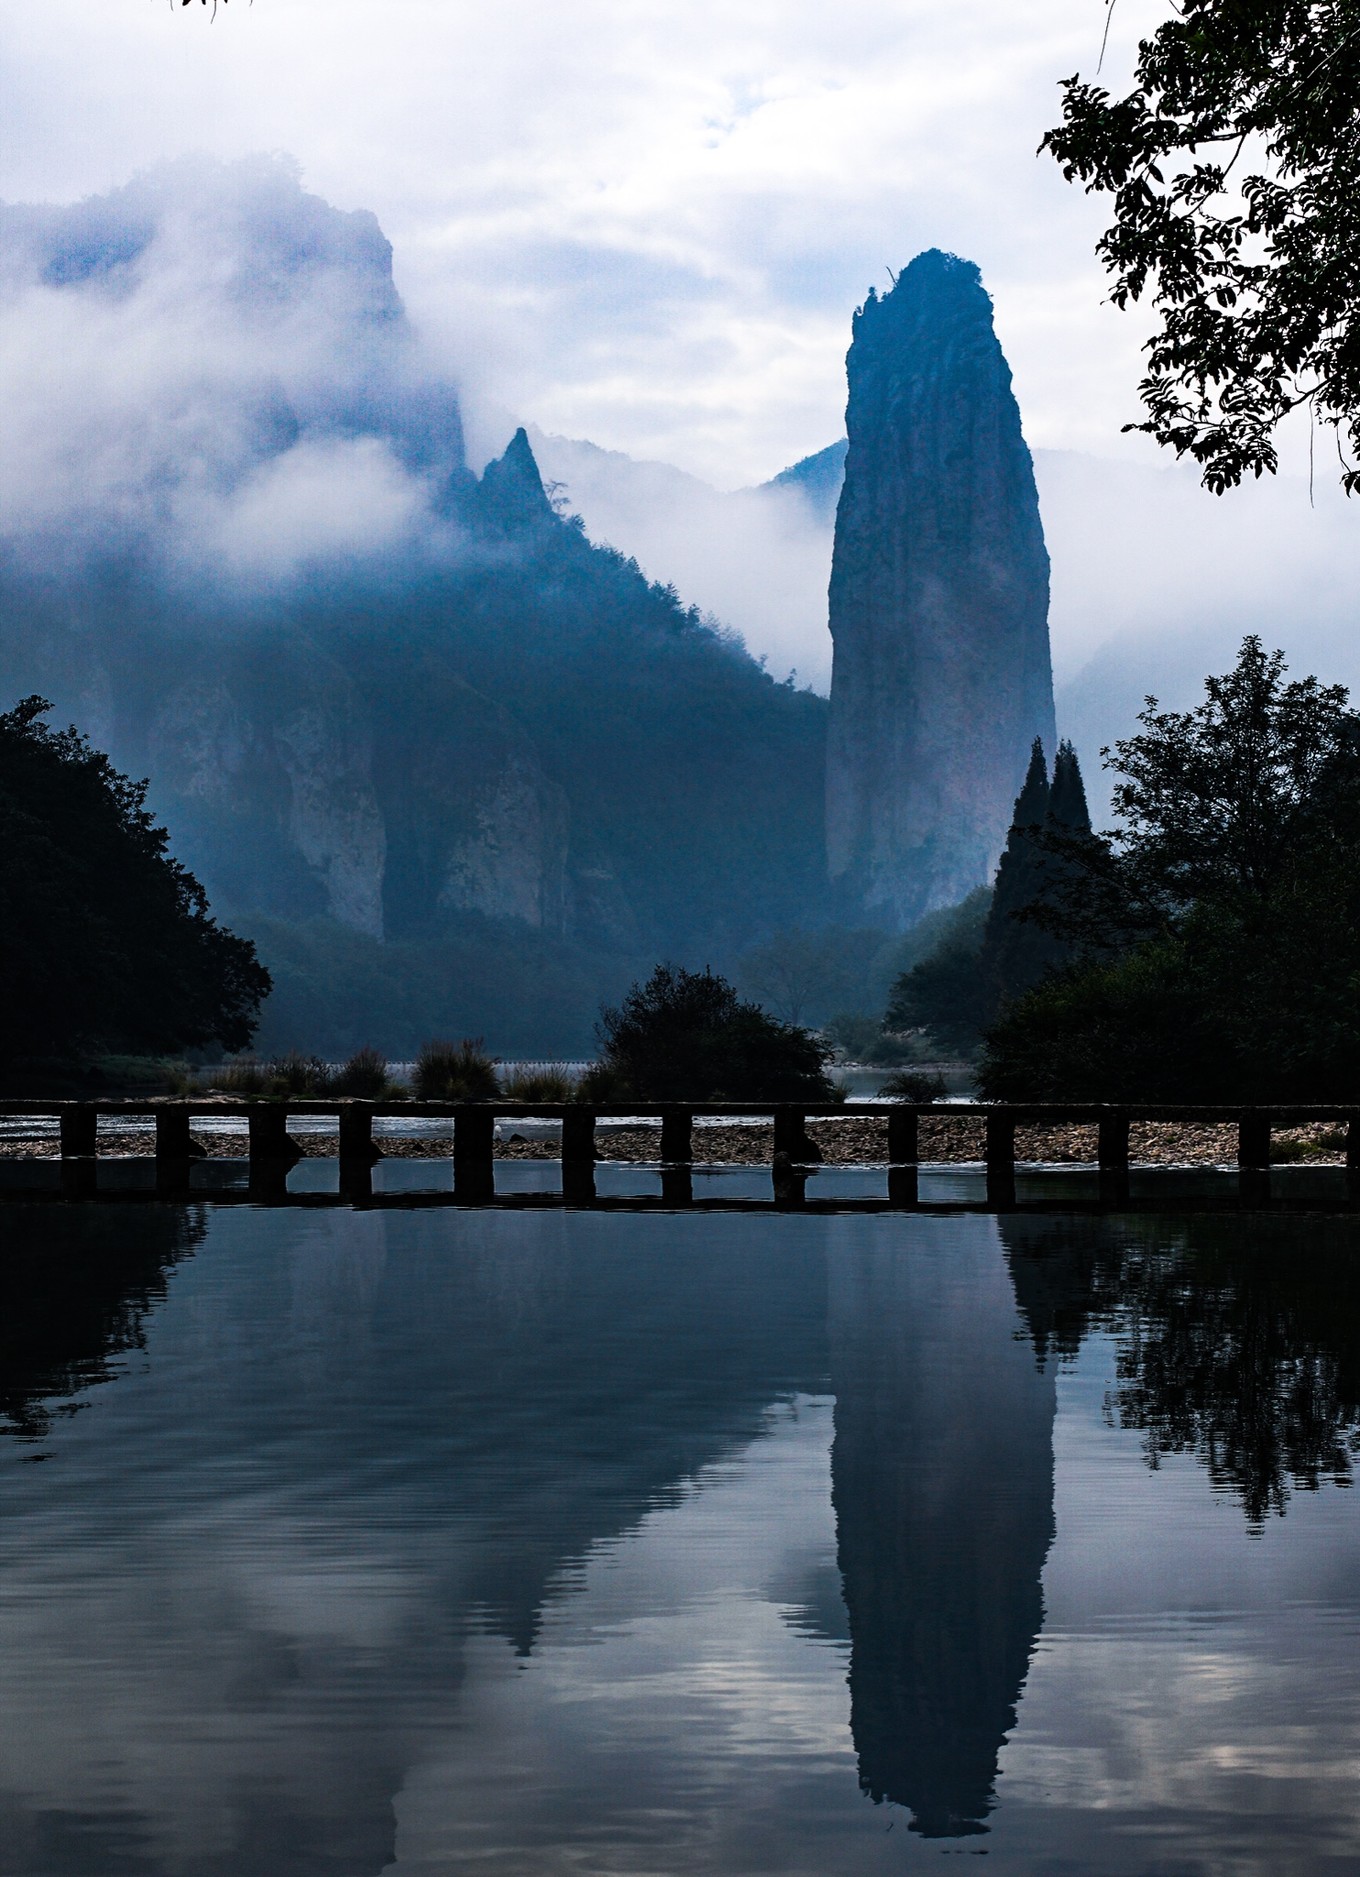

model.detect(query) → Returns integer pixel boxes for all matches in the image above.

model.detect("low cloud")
[0,154,463,588]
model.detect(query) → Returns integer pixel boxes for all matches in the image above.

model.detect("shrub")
[215,1056,269,1095]
[879,1068,947,1102]
[576,1062,629,1104]
[265,1051,334,1097]
[414,1037,501,1100]
[823,1012,928,1066]
[501,1065,580,1102]
[212,1051,333,1097]
[331,1046,392,1098]
[597,963,835,1102]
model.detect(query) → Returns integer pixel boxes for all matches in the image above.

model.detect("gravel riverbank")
[0,1116,1350,1165]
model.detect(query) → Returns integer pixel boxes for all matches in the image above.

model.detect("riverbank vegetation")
[980,639,1360,1101]
[585,963,836,1103]
[0,697,269,1093]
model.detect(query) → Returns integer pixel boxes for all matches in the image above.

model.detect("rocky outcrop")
[148,650,388,939]
[373,664,571,938]
[825,250,1056,926]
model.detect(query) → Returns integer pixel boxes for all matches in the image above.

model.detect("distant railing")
[3,1097,1358,1206]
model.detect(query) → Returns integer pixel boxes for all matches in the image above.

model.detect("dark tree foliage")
[0,697,270,1078]
[1044,0,1360,490]
[595,963,835,1102]
[982,738,1063,998]
[883,893,993,1055]
[886,741,1091,1052]
[981,638,1360,1099]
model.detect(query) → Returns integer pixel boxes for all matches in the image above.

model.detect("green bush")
[414,1038,501,1101]
[214,1056,269,1095]
[576,1062,629,1104]
[823,1012,928,1066]
[212,1052,334,1097]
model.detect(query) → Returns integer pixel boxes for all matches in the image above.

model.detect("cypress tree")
[883,740,1092,1052]
[981,739,1053,1003]
[1049,738,1091,835]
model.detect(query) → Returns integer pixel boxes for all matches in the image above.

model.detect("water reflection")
[829,1221,1054,1837]
[1003,1215,1360,1525]
[0,1203,204,1440]
[0,1202,1357,1871]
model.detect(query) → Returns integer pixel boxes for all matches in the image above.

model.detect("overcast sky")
[0,0,1184,486]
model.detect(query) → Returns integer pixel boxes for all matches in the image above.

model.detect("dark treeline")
[982,638,1360,1100]
[0,696,268,1089]
[885,736,1091,1054]
[889,638,1360,1104]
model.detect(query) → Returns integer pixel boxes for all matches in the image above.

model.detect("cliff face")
[0,161,833,1047]
[826,250,1056,926]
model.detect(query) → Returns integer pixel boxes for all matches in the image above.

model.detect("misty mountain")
[537,433,1360,815]
[0,159,832,1054]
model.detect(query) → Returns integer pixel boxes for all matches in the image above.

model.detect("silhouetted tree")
[981,639,1360,1099]
[887,742,1091,1051]
[594,963,834,1101]
[1045,0,1360,491]
[0,697,270,1081]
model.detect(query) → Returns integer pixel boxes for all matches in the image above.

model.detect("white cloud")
[184,435,429,579]
[0,0,1352,731]
[0,0,1183,486]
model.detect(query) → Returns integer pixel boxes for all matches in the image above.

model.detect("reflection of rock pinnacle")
[829,1219,1056,1835]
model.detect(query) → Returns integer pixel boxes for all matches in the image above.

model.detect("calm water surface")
[2,1195,1359,1874]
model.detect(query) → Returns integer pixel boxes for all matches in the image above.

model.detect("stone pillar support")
[561,1107,597,1169]
[338,1103,380,1165]
[887,1106,919,1165]
[660,1107,693,1164]
[248,1104,299,1165]
[59,1105,97,1159]
[1238,1112,1272,1170]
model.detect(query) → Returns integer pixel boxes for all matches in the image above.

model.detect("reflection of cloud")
[385,1397,864,1877]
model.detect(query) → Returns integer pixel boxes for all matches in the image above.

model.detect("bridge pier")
[59,1105,97,1159]
[453,1104,495,1201]
[985,1109,1016,1209]
[248,1105,300,1165]
[887,1106,919,1166]
[660,1107,693,1164]
[1238,1112,1272,1170]
[337,1103,381,1166]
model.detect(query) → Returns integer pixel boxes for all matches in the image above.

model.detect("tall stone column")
[826,250,1056,925]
